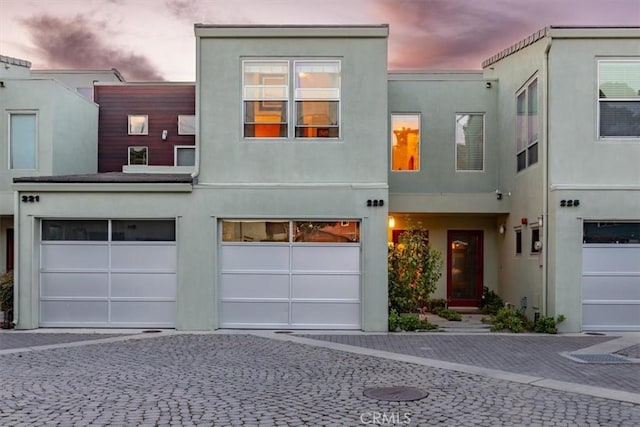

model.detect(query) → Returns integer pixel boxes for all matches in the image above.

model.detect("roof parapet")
[0,54,32,68]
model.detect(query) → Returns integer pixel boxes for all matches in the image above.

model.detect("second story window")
[9,112,37,170]
[516,78,538,172]
[243,59,341,139]
[128,115,148,135]
[598,60,640,138]
[455,113,484,171]
[178,115,196,135]
[128,146,148,165]
[391,113,420,171]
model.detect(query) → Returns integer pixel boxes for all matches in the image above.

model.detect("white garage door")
[220,220,361,329]
[40,219,176,328]
[582,222,640,331]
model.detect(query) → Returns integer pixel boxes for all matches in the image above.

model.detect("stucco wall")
[196,32,389,185]
[13,184,388,331]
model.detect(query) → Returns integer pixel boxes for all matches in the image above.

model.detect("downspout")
[12,190,19,326]
[191,34,201,181]
[541,37,552,317]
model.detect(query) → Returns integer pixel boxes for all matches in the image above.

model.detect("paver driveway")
[0,333,638,426]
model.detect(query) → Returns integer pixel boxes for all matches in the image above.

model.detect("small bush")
[425,298,447,312]
[488,307,531,333]
[0,271,13,312]
[434,307,462,321]
[479,286,504,315]
[534,314,566,334]
[389,310,437,332]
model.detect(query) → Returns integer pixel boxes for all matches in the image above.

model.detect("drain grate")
[569,353,633,364]
[363,386,428,402]
[274,330,293,334]
[141,330,162,334]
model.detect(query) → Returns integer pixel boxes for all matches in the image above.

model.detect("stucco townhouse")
[5,25,639,332]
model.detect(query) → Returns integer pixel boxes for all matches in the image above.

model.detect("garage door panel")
[583,247,640,273]
[221,245,289,271]
[41,272,109,298]
[41,244,108,270]
[291,302,360,327]
[111,273,176,299]
[291,274,360,300]
[220,273,289,299]
[292,246,359,272]
[221,301,289,325]
[583,304,640,327]
[111,245,176,270]
[111,301,176,324]
[41,301,108,323]
[582,275,640,300]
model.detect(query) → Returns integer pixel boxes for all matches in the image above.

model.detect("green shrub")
[425,298,447,312]
[389,310,437,332]
[534,314,566,334]
[488,307,531,333]
[0,271,13,313]
[479,287,504,315]
[388,230,444,313]
[434,307,462,321]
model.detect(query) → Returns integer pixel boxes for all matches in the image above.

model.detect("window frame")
[242,58,341,140]
[597,59,640,140]
[128,115,149,135]
[455,113,485,172]
[174,145,195,166]
[390,112,421,172]
[515,77,539,172]
[177,115,196,135]
[530,227,541,254]
[8,111,38,170]
[515,228,522,255]
[128,146,148,166]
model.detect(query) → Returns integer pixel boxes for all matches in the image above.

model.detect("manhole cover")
[141,330,162,334]
[363,386,428,402]
[274,330,293,334]
[570,354,632,364]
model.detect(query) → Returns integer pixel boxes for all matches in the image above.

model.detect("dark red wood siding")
[95,85,195,172]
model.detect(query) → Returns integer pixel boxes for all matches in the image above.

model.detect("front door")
[447,230,483,306]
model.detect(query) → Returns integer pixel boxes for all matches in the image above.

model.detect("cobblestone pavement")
[0,334,639,426]
[300,334,640,395]
[0,332,127,350]
[617,344,640,358]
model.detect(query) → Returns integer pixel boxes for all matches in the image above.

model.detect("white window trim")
[128,115,149,135]
[128,146,148,166]
[177,114,196,135]
[597,58,640,140]
[455,112,485,173]
[514,227,523,256]
[293,59,341,140]
[530,226,541,255]
[8,110,38,171]
[174,145,195,166]
[390,112,421,173]
[242,59,290,140]
[241,59,342,141]
[515,76,539,172]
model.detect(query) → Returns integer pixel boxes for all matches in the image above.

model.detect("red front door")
[447,230,483,306]
[6,229,13,271]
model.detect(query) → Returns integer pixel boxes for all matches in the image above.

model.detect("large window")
[243,60,340,139]
[455,113,484,171]
[516,79,538,172]
[391,114,420,171]
[598,60,640,138]
[9,112,37,170]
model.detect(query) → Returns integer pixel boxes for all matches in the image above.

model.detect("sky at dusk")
[1,0,639,81]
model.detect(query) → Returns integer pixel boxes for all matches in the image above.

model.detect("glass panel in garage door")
[112,220,176,241]
[222,220,290,242]
[293,221,359,242]
[42,220,108,241]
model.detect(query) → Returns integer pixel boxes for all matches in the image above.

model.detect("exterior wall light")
[388,216,395,229]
